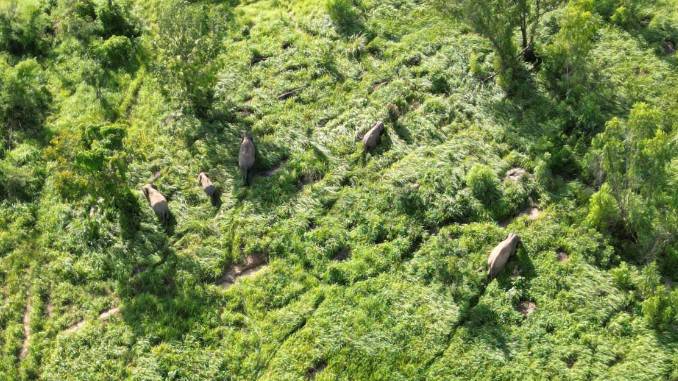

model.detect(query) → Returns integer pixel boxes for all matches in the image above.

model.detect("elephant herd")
[140,127,520,279]
[141,134,256,223]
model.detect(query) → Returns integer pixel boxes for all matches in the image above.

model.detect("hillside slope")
[0,0,676,380]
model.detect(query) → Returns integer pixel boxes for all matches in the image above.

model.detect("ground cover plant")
[0,0,676,379]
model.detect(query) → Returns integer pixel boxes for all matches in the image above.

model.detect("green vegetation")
[0,0,676,379]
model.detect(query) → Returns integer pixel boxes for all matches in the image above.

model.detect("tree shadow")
[391,120,413,144]
[112,219,222,343]
[460,302,511,359]
[162,211,177,236]
[210,189,223,208]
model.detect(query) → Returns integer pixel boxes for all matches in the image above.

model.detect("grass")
[0,0,676,380]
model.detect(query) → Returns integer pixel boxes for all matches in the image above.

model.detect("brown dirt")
[299,173,321,186]
[499,206,541,227]
[63,307,121,334]
[306,359,327,380]
[332,248,351,261]
[521,206,541,220]
[278,87,304,100]
[369,78,390,93]
[219,254,268,289]
[259,160,287,178]
[517,301,537,317]
[505,168,528,182]
[99,307,120,321]
[556,250,569,262]
[20,301,31,359]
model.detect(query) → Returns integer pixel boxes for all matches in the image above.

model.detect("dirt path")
[63,307,120,334]
[219,254,268,289]
[518,301,537,316]
[258,160,287,178]
[20,299,31,360]
[500,205,541,227]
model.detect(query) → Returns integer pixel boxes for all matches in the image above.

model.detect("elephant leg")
[243,169,250,186]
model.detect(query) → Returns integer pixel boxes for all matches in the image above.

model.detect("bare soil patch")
[332,247,351,261]
[219,254,268,288]
[505,168,528,182]
[500,205,541,227]
[306,359,327,380]
[259,160,287,178]
[521,206,541,220]
[63,307,121,334]
[556,250,569,262]
[20,301,31,359]
[517,301,537,317]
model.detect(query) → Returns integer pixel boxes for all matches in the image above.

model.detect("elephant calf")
[142,184,169,222]
[198,172,216,197]
[239,134,256,185]
[487,233,521,279]
[362,121,384,151]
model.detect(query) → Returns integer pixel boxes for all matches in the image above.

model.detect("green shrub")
[642,288,677,331]
[155,0,231,116]
[541,0,603,131]
[585,183,620,232]
[610,262,635,290]
[466,164,500,208]
[590,103,676,264]
[430,71,450,94]
[0,143,45,201]
[549,145,580,179]
[93,35,133,68]
[0,2,52,57]
[0,58,51,149]
[95,0,139,39]
[327,0,363,35]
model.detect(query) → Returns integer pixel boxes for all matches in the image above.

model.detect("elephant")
[141,184,169,223]
[488,233,521,279]
[198,172,216,197]
[239,134,256,185]
[362,121,384,151]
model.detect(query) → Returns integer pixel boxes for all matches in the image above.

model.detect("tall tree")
[589,102,677,267]
[444,0,561,92]
[515,0,563,62]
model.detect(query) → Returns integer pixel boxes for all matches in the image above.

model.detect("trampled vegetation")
[0,0,676,379]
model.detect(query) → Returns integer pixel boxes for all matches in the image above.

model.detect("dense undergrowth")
[0,0,676,379]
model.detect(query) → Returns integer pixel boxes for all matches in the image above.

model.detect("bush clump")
[466,164,501,208]
[93,35,133,68]
[0,58,51,150]
[327,0,363,35]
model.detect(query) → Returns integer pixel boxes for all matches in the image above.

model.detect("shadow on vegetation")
[210,189,223,208]
[462,302,511,359]
[391,120,413,144]
[112,222,222,342]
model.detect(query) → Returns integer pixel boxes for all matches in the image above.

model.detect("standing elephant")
[141,184,169,223]
[239,134,256,185]
[198,172,216,197]
[487,233,521,279]
[362,121,384,151]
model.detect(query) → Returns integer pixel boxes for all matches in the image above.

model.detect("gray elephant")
[239,134,256,185]
[362,121,384,151]
[487,233,521,279]
[198,172,216,197]
[141,184,169,223]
